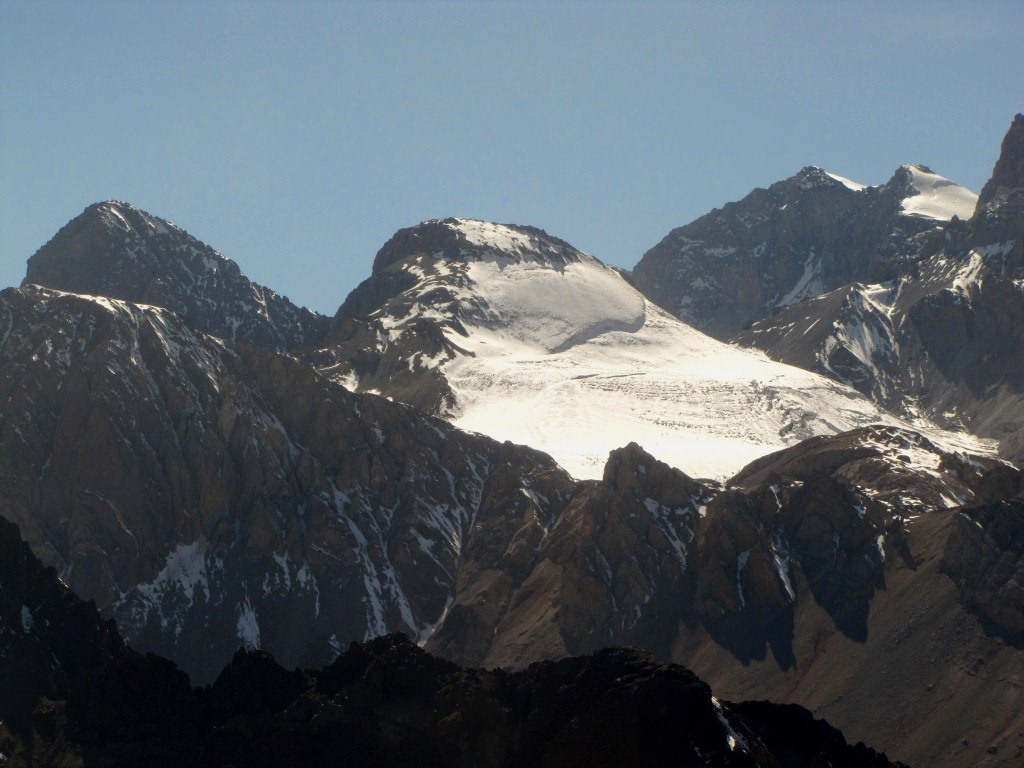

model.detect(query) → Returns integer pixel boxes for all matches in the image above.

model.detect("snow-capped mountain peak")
[791,165,867,192]
[96,199,179,237]
[325,217,993,481]
[368,217,589,274]
[446,218,592,264]
[896,163,978,221]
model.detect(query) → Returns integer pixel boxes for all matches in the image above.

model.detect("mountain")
[24,201,330,353]
[21,204,993,481]
[423,424,1024,767]
[0,282,581,682]
[0,517,906,767]
[2,275,1017,765]
[631,164,977,340]
[4,123,1023,768]
[313,216,988,480]
[731,114,1024,466]
[974,112,1024,242]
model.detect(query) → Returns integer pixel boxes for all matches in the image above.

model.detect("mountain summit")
[24,201,329,352]
[973,112,1024,242]
[631,164,977,339]
[728,115,1024,465]
[315,217,988,481]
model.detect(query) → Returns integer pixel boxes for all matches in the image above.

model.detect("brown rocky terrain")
[0,283,577,682]
[672,431,1024,768]
[678,507,1024,768]
[427,442,709,667]
[422,427,1024,768]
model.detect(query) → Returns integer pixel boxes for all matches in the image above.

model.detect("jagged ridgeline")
[0,515,908,767]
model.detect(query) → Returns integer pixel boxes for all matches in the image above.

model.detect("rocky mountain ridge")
[631,163,976,340]
[24,201,330,353]
[729,114,1024,466]
[0,515,907,767]
[0,282,580,682]
[974,113,1024,242]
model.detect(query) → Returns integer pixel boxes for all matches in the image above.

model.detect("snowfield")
[392,219,995,481]
[898,164,978,221]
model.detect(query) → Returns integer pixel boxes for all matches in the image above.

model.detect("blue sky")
[2,1,1021,314]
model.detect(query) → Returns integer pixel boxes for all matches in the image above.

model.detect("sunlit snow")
[898,165,978,221]
[415,220,992,481]
[824,171,867,191]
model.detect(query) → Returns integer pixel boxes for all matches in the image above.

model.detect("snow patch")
[824,171,867,191]
[115,538,211,636]
[440,256,928,481]
[778,252,824,307]
[236,597,261,648]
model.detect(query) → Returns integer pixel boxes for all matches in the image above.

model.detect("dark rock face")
[0,527,907,768]
[0,516,126,738]
[0,283,576,683]
[733,116,1024,466]
[632,165,960,339]
[734,282,903,405]
[943,498,1024,641]
[974,113,1024,243]
[732,701,909,768]
[693,426,1020,667]
[24,201,330,353]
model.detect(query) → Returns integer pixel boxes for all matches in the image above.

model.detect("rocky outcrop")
[632,164,973,339]
[24,201,330,352]
[428,444,709,667]
[427,427,1020,677]
[429,425,1022,768]
[943,498,1024,640]
[692,426,1016,670]
[974,113,1024,243]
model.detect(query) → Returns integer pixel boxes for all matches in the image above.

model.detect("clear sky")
[2,1,1021,314]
